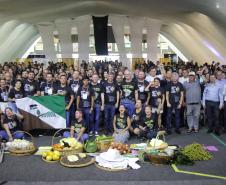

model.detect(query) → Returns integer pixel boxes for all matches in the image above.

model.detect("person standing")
[103,72,119,135]
[183,72,201,133]
[166,72,184,134]
[23,71,40,97]
[137,71,150,106]
[203,74,223,136]
[77,76,95,132]
[53,74,74,127]
[90,74,104,136]
[40,73,55,96]
[120,70,138,117]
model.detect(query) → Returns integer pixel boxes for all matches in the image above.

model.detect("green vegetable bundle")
[181,143,212,161]
[95,135,113,142]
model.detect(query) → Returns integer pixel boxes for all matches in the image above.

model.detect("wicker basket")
[52,128,83,156]
[8,131,37,156]
[96,140,112,152]
[147,153,172,165]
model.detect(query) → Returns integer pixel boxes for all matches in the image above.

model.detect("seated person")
[63,110,89,142]
[113,104,131,143]
[0,107,24,141]
[141,105,158,140]
[130,100,145,137]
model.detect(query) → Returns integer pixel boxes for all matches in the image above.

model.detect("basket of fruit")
[95,135,114,152]
[6,131,37,156]
[52,129,83,156]
[42,150,61,163]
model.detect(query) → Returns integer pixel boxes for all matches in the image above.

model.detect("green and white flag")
[16,96,66,128]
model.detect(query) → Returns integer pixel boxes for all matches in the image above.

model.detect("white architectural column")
[129,17,144,58]
[37,23,56,61]
[110,15,129,68]
[146,19,161,62]
[76,15,91,62]
[55,18,73,58]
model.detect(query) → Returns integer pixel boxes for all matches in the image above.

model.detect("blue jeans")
[63,131,89,142]
[104,104,116,132]
[91,104,101,132]
[121,99,135,117]
[146,130,157,140]
[82,107,93,132]
[66,104,75,127]
[0,130,25,141]
[8,102,19,113]
[166,107,181,131]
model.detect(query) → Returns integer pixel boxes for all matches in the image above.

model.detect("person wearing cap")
[183,71,201,133]
[202,74,223,136]
[77,76,95,133]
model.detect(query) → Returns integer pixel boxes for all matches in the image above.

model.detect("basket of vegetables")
[95,135,114,152]
[52,128,83,156]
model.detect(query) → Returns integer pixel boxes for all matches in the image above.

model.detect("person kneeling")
[141,106,158,140]
[113,105,131,143]
[63,110,89,142]
[0,107,24,141]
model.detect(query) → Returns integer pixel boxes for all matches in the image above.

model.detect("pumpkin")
[84,140,97,153]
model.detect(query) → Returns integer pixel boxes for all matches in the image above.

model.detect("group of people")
[0,60,226,143]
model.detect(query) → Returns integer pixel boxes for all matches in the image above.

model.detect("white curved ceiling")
[0,0,226,63]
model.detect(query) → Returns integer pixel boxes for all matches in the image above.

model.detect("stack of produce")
[52,138,83,152]
[95,135,114,152]
[109,142,131,154]
[42,150,61,162]
[6,139,35,150]
[181,143,212,161]
[84,140,97,153]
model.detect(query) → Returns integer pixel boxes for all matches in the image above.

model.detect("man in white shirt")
[179,69,189,84]
[145,66,163,83]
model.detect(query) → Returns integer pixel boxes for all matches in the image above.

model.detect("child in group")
[63,110,89,142]
[113,104,131,143]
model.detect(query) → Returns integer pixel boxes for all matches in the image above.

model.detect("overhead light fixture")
[216,3,220,8]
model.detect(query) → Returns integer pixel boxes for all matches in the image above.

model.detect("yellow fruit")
[53,151,61,156]
[47,151,53,156]
[42,152,48,158]
[46,155,53,161]
[52,154,60,161]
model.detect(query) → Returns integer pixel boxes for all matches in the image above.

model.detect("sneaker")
[175,129,181,134]
[95,131,99,136]
[89,131,93,136]
[187,129,192,134]
[194,129,199,133]
[207,129,213,134]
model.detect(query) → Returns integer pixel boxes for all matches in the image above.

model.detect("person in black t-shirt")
[69,70,82,96]
[53,74,74,127]
[23,71,40,97]
[120,70,138,117]
[166,72,184,134]
[0,107,24,141]
[103,72,120,134]
[40,73,55,96]
[77,76,95,132]
[90,74,104,136]
[63,110,89,142]
[137,71,150,106]
[147,78,165,128]
[130,100,145,137]
[141,105,157,139]
[8,80,24,113]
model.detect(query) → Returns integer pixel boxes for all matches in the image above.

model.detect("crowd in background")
[0,59,226,143]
